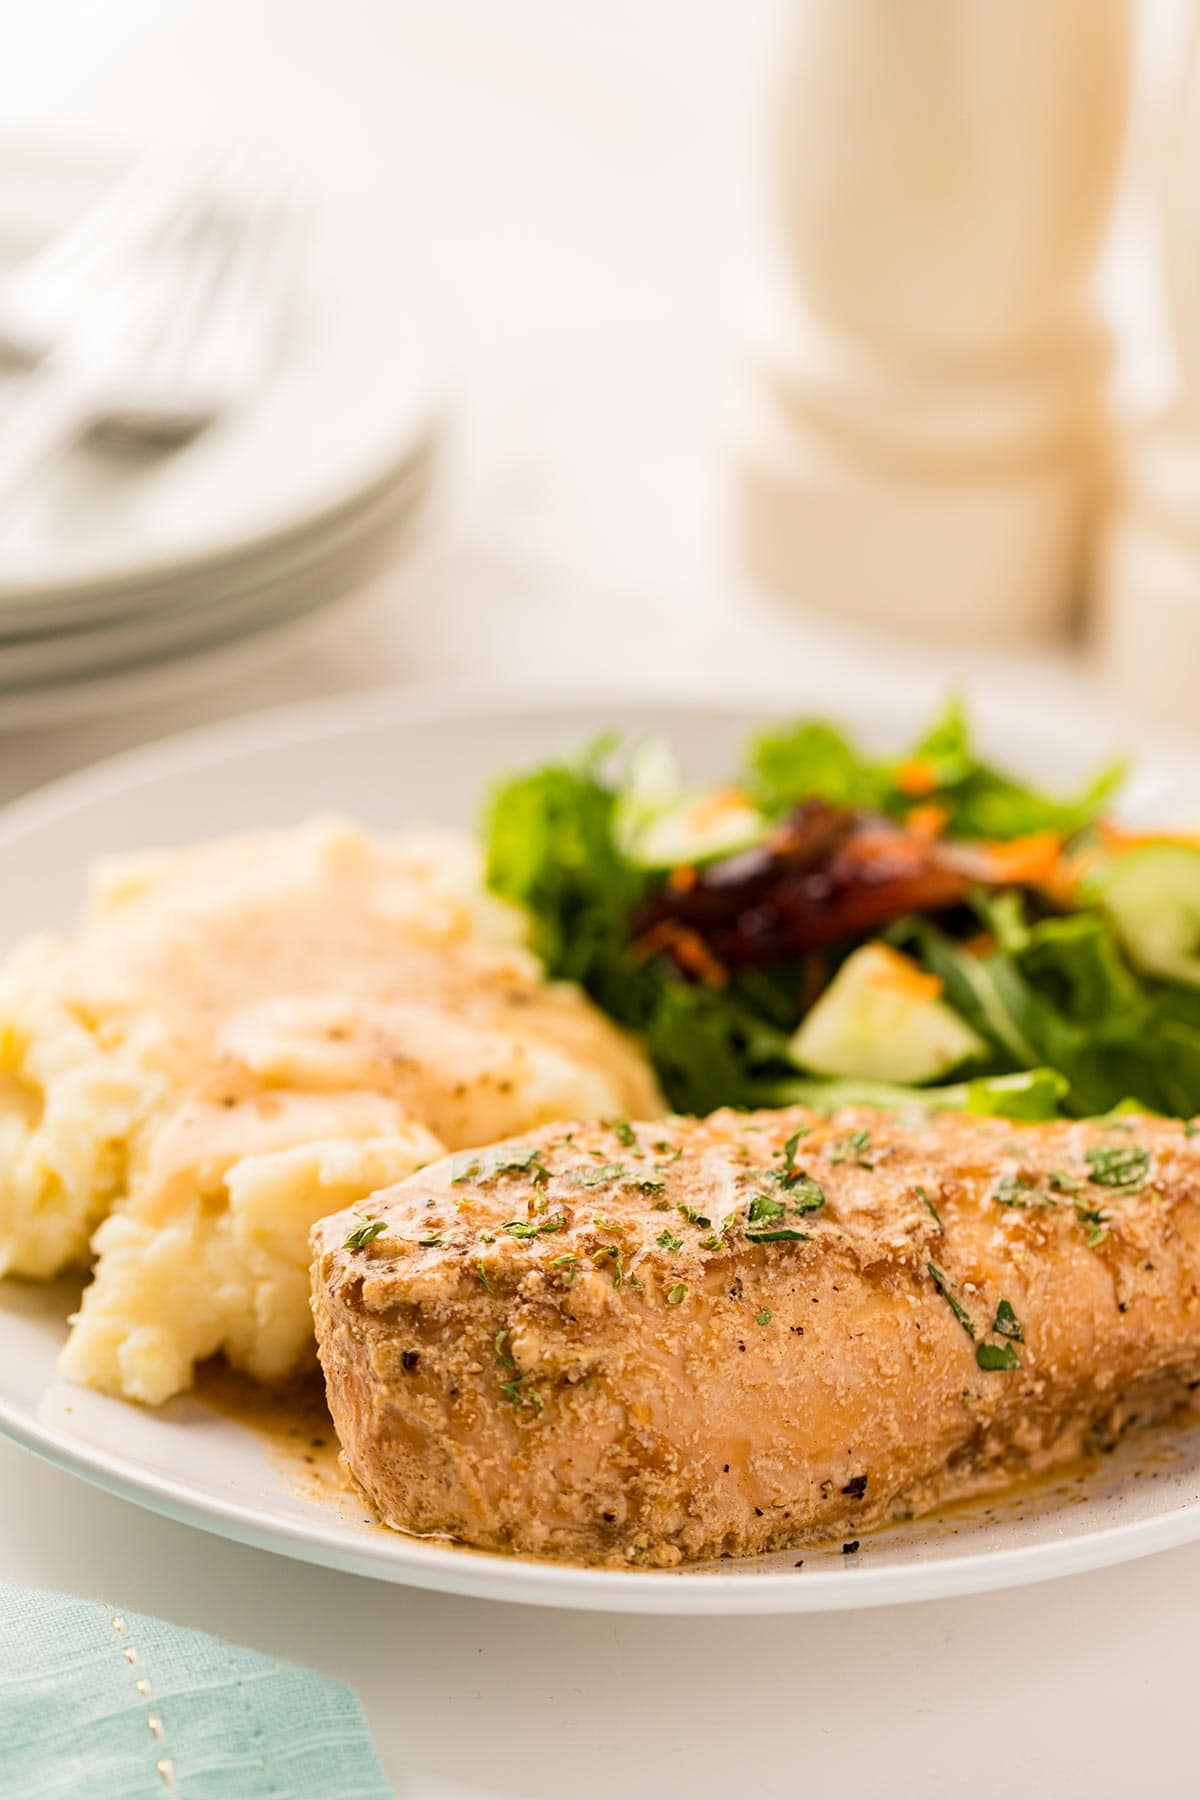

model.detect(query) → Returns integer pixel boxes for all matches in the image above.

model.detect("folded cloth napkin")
[0,1582,392,1799]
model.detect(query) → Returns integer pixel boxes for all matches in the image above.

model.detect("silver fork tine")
[98,191,283,439]
[140,204,253,385]
[182,192,294,391]
[0,167,293,510]
[0,152,223,362]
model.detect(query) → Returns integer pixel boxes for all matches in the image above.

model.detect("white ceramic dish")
[2,685,1200,1615]
[0,444,433,694]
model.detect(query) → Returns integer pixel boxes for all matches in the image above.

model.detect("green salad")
[483,699,1200,1123]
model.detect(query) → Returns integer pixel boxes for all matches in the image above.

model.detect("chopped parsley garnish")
[666,1282,688,1305]
[915,1185,942,1230]
[993,1299,1023,1341]
[1085,1144,1150,1191]
[656,1227,684,1252]
[976,1341,1019,1371]
[828,1128,875,1168]
[453,1146,550,1185]
[495,1328,515,1367]
[573,1164,627,1188]
[744,1188,818,1239]
[677,1203,711,1228]
[784,1172,827,1212]
[343,1214,387,1251]
[502,1214,566,1240]
[756,1307,773,1327]
[571,1163,665,1192]
[1074,1202,1108,1246]
[591,1243,628,1288]
[777,1129,810,1186]
[991,1174,1057,1210]
[1186,1122,1200,1139]
[927,1262,975,1339]
[499,1370,545,1417]
[609,1118,638,1147]
[699,1214,737,1251]
[476,1259,494,1293]
[749,1169,826,1224]
[1072,1205,1108,1247]
[741,1173,827,1245]
[1048,1168,1082,1194]
[415,1233,443,1248]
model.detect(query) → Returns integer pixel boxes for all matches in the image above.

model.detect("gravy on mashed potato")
[0,820,661,1403]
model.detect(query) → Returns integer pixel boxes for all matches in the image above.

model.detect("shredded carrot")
[1098,821,1200,853]
[906,801,950,840]
[686,786,752,832]
[894,759,939,798]
[1044,849,1098,901]
[667,864,698,893]
[980,830,1063,886]
[671,930,730,988]
[863,943,944,1002]
[628,919,728,987]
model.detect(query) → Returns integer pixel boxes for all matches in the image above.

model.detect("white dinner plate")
[0,443,434,695]
[2,684,1200,1615]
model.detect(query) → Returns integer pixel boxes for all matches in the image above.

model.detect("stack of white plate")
[0,138,440,727]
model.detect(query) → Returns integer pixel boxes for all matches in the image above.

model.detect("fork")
[0,177,294,511]
[0,155,200,368]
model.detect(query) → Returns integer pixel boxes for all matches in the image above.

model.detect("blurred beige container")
[736,0,1131,643]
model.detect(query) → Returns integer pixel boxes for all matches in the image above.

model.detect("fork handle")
[0,366,97,516]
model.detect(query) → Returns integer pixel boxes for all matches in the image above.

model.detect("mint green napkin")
[0,1582,392,1798]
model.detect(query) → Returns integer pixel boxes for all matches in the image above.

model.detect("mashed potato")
[0,820,661,1402]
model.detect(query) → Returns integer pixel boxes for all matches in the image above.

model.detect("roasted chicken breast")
[312,1106,1200,1567]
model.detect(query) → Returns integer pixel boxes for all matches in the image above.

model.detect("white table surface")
[0,5,1198,1796]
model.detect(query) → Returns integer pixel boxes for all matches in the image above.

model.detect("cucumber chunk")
[614,738,770,870]
[1088,844,1200,988]
[789,942,988,1084]
[622,784,769,870]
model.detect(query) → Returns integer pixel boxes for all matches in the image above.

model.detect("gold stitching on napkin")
[105,1609,176,1787]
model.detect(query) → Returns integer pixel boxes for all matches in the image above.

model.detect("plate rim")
[2,679,1200,1614]
[5,1377,1200,1616]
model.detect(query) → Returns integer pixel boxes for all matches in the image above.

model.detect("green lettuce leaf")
[744,696,1123,843]
[774,1068,1068,1121]
[745,719,880,814]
